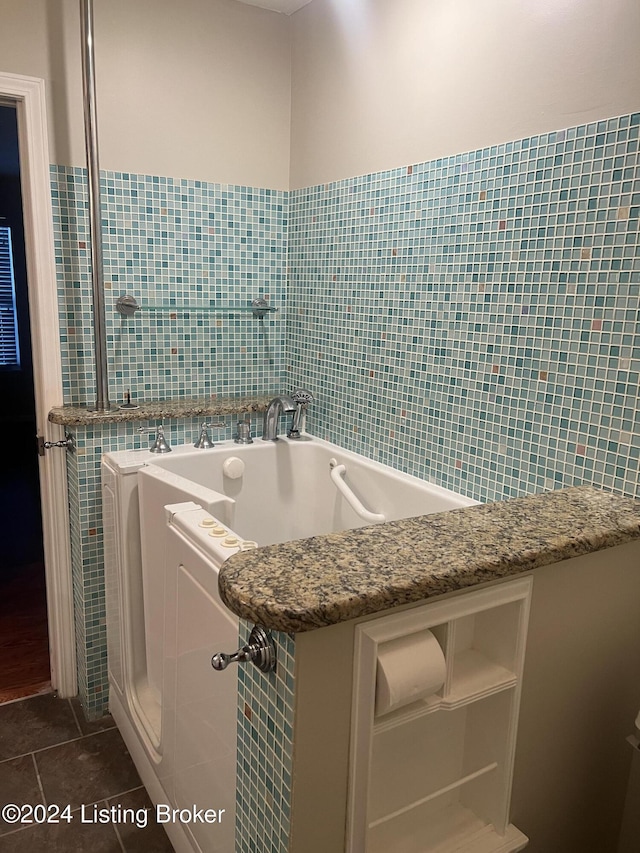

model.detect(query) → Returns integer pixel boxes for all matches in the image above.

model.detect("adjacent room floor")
[0,428,50,706]
[0,692,174,851]
[0,562,50,705]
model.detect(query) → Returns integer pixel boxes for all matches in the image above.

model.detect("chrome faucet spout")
[262,395,296,441]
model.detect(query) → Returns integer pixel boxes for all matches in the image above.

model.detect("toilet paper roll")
[375,629,446,717]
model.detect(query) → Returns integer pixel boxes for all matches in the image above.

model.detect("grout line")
[1,736,80,764]
[99,798,127,853]
[106,784,146,803]
[0,684,52,708]
[31,751,48,807]
[67,697,85,738]
[112,815,128,853]
[0,726,117,764]
[0,824,33,840]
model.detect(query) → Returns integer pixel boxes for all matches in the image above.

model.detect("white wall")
[0,0,292,188]
[3,0,639,190]
[290,0,640,188]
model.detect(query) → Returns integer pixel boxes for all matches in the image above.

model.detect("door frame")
[0,71,77,698]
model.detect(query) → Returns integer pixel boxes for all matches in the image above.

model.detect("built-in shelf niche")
[348,577,532,853]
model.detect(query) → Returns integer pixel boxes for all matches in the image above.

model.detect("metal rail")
[80,0,110,411]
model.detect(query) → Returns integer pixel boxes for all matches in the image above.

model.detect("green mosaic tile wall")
[236,621,295,853]
[51,167,288,717]
[52,166,287,407]
[288,112,640,504]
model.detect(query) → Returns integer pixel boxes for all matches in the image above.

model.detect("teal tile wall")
[236,621,295,853]
[52,166,287,407]
[288,113,640,503]
[51,167,288,716]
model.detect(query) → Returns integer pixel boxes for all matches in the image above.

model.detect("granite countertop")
[218,485,640,633]
[48,395,272,426]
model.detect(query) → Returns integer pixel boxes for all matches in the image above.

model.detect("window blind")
[0,226,20,368]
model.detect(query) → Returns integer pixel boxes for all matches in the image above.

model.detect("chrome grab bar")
[329,458,386,524]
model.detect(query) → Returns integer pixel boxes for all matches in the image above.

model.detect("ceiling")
[233,0,313,14]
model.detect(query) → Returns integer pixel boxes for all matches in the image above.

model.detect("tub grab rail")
[329,458,386,524]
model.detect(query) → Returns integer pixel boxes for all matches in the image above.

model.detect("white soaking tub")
[102,435,477,852]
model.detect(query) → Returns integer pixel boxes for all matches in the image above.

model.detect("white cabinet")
[348,578,532,853]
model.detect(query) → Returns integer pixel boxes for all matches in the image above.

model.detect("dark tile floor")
[0,693,174,852]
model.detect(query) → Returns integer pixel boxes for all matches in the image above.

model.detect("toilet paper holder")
[375,628,447,716]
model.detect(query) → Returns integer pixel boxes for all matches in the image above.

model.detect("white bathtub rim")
[104,434,479,509]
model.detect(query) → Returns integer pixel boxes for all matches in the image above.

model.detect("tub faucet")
[262,395,296,441]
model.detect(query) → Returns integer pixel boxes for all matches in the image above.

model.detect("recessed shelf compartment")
[444,599,523,705]
[348,577,532,853]
[368,805,528,853]
[368,762,499,831]
[447,650,516,704]
[369,692,514,836]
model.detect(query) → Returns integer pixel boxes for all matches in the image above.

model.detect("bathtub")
[102,435,477,852]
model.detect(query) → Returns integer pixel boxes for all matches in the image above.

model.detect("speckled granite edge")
[48,395,272,426]
[218,486,640,633]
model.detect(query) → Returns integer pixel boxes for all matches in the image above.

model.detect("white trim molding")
[0,72,77,698]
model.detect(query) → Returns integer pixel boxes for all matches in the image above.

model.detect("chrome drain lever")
[211,625,276,674]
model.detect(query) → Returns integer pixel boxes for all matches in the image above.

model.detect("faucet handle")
[234,418,254,444]
[194,422,225,449]
[138,424,172,453]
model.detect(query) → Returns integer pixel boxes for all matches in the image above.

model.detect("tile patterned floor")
[0,693,174,852]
